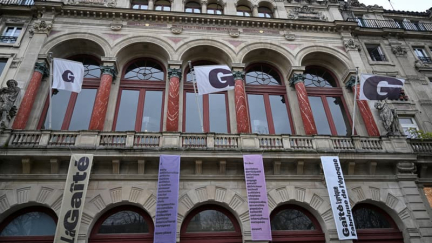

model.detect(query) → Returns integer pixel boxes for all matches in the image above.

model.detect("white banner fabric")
[53,58,85,93]
[359,74,405,101]
[194,65,235,95]
[54,154,94,243]
[321,156,357,240]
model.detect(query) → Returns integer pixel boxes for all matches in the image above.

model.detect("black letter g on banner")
[363,76,403,100]
[62,70,75,83]
[208,68,235,88]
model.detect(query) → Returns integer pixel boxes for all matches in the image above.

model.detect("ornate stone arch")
[40,33,110,58]
[80,185,157,242]
[349,185,417,241]
[177,186,249,240]
[112,36,175,67]
[0,185,63,222]
[176,39,236,65]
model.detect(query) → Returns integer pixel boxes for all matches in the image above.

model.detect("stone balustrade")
[0,129,416,154]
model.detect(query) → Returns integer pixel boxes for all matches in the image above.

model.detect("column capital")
[289,73,305,87]
[232,71,245,81]
[100,65,117,79]
[34,61,49,77]
[168,68,182,80]
[345,75,357,89]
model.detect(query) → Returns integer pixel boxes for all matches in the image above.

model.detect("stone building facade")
[0,0,432,242]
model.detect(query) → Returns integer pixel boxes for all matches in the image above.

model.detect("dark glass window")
[155,0,170,11]
[185,1,201,13]
[0,212,56,236]
[99,210,149,234]
[271,209,315,230]
[246,64,293,135]
[39,56,100,130]
[207,3,223,14]
[1,26,21,43]
[186,210,235,232]
[132,0,148,9]
[258,6,272,18]
[0,59,8,77]
[366,44,387,61]
[353,207,392,229]
[114,58,165,131]
[236,5,251,16]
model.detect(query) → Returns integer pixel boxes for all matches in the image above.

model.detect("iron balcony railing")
[347,18,432,32]
[0,0,34,5]
[418,56,432,64]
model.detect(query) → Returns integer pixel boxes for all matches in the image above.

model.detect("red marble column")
[234,74,250,133]
[352,84,380,136]
[290,74,317,135]
[89,67,116,131]
[13,62,48,129]
[165,69,181,132]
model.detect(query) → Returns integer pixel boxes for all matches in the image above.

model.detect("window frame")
[304,66,353,136]
[245,63,295,135]
[112,57,166,132]
[89,205,154,243]
[413,46,432,63]
[185,1,201,13]
[0,18,29,47]
[270,204,325,242]
[180,205,242,243]
[0,206,57,243]
[258,6,272,18]
[207,3,223,15]
[399,116,419,138]
[154,0,171,11]
[131,0,149,9]
[365,44,387,62]
[38,55,101,130]
[236,5,251,17]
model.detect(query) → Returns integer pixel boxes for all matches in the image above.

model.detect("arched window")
[132,0,148,9]
[113,58,165,132]
[185,1,201,13]
[236,5,251,16]
[245,63,294,134]
[180,205,242,243]
[270,205,325,242]
[89,205,154,243]
[207,3,223,14]
[39,55,101,130]
[353,204,403,243]
[155,0,171,11]
[0,206,57,243]
[258,6,272,18]
[184,61,231,133]
[304,66,352,136]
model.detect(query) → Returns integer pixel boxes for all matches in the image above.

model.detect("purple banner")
[154,155,181,243]
[243,155,272,241]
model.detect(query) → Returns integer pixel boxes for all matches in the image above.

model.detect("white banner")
[53,58,85,93]
[194,65,235,95]
[321,156,357,240]
[54,154,94,243]
[359,74,405,101]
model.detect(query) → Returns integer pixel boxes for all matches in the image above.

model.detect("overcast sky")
[359,0,431,12]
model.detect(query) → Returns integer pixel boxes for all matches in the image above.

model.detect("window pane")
[309,96,331,135]
[269,95,291,134]
[399,118,414,124]
[69,89,97,130]
[245,65,281,85]
[353,207,392,229]
[0,212,56,236]
[209,93,228,133]
[142,91,162,132]
[271,209,315,230]
[44,90,71,130]
[186,93,203,132]
[116,90,140,131]
[248,94,269,134]
[186,210,235,232]
[124,60,164,81]
[0,59,7,76]
[326,97,351,136]
[98,210,149,234]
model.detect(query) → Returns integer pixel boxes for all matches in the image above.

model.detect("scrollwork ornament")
[344,39,360,51]
[31,20,53,35]
[284,33,296,41]
[391,46,407,56]
[171,26,183,34]
[228,29,240,38]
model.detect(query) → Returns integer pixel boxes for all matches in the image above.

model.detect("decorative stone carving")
[350,0,366,7]
[287,6,327,21]
[344,39,360,51]
[170,26,183,34]
[289,73,305,87]
[391,46,407,56]
[284,33,296,41]
[107,0,117,7]
[232,71,245,80]
[228,29,240,38]
[374,101,401,135]
[345,75,357,89]
[397,162,416,174]
[100,66,117,79]
[415,60,430,69]
[0,79,20,128]
[29,20,52,36]
[110,23,123,31]
[168,68,182,79]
